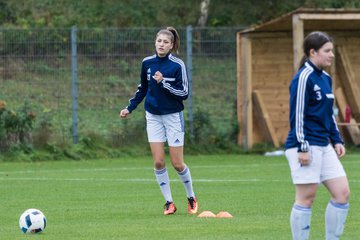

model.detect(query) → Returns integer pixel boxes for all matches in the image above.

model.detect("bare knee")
[154,159,165,170]
[168,146,185,172]
[324,177,350,204]
[171,161,185,172]
[295,184,317,207]
[296,196,316,207]
[333,188,350,204]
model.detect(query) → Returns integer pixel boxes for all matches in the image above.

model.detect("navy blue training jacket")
[126,53,188,115]
[285,60,343,152]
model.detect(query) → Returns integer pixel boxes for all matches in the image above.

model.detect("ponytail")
[166,27,180,54]
[298,55,307,70]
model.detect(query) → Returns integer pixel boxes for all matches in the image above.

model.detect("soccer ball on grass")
[19,208,46,234]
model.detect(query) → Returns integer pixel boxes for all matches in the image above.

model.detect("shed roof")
[240,8,360,34]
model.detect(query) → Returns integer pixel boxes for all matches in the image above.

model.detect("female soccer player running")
[285,31,350,240]
[119,27,198,215]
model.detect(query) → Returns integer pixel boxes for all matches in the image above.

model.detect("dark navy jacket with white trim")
[285,60,343,152]
[126,53,188,115]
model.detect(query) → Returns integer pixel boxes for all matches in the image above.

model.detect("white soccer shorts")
[145,111,185,147]
[285,144,346,184]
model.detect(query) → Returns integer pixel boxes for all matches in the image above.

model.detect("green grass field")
[1,154,359,239]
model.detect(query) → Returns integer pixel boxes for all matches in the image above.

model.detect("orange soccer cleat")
[187,197,199,214]
[164,201,177,215]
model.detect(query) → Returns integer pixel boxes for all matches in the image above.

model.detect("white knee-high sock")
[325,200,349,240]
[154,168,173,203]
[177,165,195,198]
[290,204,312,240]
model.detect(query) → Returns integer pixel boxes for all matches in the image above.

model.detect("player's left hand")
[335,143,345,158]
[153,71,163,84]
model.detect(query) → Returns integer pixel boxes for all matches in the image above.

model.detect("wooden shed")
[236,8,360,150]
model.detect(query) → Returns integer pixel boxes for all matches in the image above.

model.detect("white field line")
[0,177,284,183]
[1,177,359,183]
[0,158,358,175]
[0,164,287,174]
[0,158,358,182]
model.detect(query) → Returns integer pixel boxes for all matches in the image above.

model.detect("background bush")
[0,101,36,152]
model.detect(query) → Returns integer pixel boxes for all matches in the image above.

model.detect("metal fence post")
[186,25,194,137]
[71,26,79,144]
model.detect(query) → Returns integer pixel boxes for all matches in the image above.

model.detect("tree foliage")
[0,0,202,27]
[0,0,359,27]
[207,0,360,26]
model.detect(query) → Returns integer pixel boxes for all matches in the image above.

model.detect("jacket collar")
[306,59,323,74]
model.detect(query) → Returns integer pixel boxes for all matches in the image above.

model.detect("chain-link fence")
[0,26,244,148]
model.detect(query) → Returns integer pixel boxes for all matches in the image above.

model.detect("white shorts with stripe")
[285,144,346,184]
[145,111,185,147]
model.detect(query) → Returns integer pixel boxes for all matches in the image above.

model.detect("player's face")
[312,42,334,68]
[155,34,173,57]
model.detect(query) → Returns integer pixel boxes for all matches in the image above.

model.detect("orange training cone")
[198,211,216,218]
[216,211,233,218]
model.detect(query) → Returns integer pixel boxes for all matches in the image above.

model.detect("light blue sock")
[154,168,173,202]
[177,166,195,198]
[290,204,312,240]
[325,200,349,240]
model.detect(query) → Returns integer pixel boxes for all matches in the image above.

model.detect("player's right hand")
[119,108,130,118]
[298,151,311,166]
